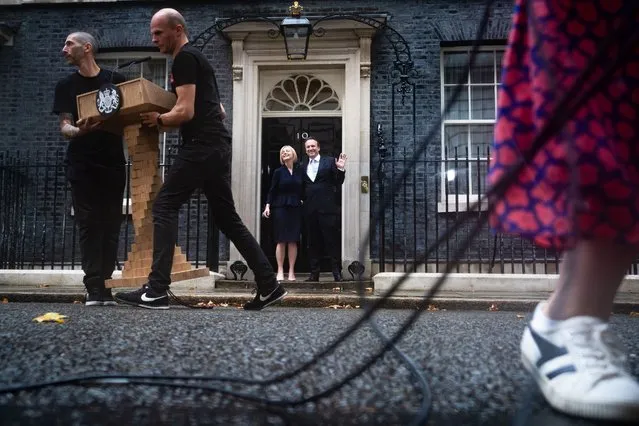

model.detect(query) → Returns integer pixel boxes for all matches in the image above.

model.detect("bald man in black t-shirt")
[115,8,286,311]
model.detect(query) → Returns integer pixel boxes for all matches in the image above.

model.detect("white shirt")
[307,155,320,182]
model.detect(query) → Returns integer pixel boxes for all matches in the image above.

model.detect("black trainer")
[114,284,169,310]
[101,288,117,306]
[243,284,287,311]
[85,289,103,306]
[84,277,104,306]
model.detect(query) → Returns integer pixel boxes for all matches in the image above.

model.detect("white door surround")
[222,19,380,278]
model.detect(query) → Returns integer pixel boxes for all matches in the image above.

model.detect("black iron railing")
[373,146,639,275]
[3,149,637,276]
[0,150,219,271]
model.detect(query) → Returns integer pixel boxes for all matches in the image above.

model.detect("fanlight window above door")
[264,74,341,112]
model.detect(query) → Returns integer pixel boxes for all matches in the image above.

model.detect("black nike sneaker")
[243,283,287,311]
[114,284,169,310]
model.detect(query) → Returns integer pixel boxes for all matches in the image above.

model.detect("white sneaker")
[520,306,639,421]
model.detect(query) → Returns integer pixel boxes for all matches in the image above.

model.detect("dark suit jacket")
[302,155,346,215]
[265,165,303,208]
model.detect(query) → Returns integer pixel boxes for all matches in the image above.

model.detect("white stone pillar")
[356,32,373,277]
[228,34,257,274]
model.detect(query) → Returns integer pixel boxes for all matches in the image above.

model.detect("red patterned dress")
[488,0,639,250]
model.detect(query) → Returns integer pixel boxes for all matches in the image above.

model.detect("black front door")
[260,117,342,273]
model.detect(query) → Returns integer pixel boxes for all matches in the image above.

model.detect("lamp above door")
[280,1,312,60]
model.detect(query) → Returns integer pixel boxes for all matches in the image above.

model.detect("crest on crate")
[95,83,122,117]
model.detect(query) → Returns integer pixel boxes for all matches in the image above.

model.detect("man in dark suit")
[302,138,347,282]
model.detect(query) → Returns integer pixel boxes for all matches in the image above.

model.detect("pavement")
[1,277,637,313]
[0,303,637,425]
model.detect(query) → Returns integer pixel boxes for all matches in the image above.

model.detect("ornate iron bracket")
[229,260,248,280]
[312,14,417,103]
[347,261,365,281]
[191,17,282,52]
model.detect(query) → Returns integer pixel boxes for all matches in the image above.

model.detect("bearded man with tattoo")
[52,31,126,306]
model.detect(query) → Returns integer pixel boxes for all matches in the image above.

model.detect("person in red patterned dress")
[487,0,639,421]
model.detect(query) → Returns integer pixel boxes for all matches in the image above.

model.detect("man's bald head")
[152,8,188,35]
[150,8,189,56]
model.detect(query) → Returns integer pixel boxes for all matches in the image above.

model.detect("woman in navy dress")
[262,145,303,281]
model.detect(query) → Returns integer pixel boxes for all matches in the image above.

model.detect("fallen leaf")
[489,304,499,312]
[630,312,638,318]
[427,304,439,311]
[332,287,341,292]
[365,287,373,292]
[38,284,50,288]
[195,301,233,308]
[73,300,83,304]
[33,312,67,324]
[326,304,354,309]
[516,314,525,319]
[1,298,8,304]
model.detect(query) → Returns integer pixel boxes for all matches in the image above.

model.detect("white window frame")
[95,52,171,215]
[439,46,504,213]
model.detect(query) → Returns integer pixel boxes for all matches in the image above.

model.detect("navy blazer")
[265,165,303,208]
[302,155,346,214]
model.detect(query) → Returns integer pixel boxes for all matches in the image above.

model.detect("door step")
[215,279,373,292]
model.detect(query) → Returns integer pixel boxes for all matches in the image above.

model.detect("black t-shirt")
[52,69,126,169]
[171,43,230,157]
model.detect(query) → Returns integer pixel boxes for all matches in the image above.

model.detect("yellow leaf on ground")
[630,311,638,318]
[33,312,68,324]
[1,298,8,304]
[427,304,439,311]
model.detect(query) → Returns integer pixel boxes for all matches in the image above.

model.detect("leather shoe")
[333,272,343,282]
[305,274,319,282]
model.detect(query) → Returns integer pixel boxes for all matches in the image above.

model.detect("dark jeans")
[148,143,276,292]
[305,210,341,275]
[69,166,125,290]
[77,219,122,289]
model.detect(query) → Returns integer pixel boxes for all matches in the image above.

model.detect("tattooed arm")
[59,113,79,139]
[59,113,101,139]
